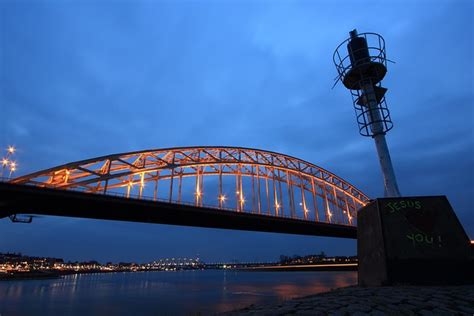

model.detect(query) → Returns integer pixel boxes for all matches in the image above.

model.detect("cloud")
[1,0,472,261]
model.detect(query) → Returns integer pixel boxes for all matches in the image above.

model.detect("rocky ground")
[225,285,474,315]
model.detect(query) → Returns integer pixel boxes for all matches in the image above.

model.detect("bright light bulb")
[7,146,15,154]
[2,158,8,166]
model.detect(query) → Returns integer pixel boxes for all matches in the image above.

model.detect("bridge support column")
[357,196,473,286]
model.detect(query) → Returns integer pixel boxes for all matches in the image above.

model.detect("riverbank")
[225,285,474,315]
[0,269,130,281]
[0,267,208,281]
[239,263,357,272]
[1,263,356,281]
[0,271,61,281]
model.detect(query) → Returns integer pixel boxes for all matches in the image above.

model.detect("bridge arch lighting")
[10,146,369,226]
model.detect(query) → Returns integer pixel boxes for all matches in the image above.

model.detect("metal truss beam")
[10,146,370,226]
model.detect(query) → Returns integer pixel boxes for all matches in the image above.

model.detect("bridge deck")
[0,182,356,238]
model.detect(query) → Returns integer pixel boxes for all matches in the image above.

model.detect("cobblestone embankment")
[225,285,474,315]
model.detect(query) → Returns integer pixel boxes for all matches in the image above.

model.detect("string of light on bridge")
[10,147,370,226]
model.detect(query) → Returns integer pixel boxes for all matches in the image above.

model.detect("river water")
[0,270,356,315]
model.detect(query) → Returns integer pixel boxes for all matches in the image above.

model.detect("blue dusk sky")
[0,0,472,263]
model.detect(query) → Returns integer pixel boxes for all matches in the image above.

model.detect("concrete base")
[358,196,473,286]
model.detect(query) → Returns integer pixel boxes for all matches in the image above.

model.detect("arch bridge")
[1,146,370,237]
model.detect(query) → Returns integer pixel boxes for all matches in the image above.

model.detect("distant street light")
[9,161,17,179]
[2,146,17,179]
[1,158,8,178]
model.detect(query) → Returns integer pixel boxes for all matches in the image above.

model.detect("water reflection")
[0,270,356,315]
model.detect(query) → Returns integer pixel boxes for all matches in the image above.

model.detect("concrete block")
[358,196,473,286]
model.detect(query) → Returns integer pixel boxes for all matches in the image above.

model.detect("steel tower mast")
[333,29,400,197]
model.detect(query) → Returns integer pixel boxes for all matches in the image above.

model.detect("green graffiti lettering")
[407,232,443,249]
[388,199,423,214]
[386,202,396,213]
[406,233,415,246]
[415,234,424,242]
[393,202,401,211]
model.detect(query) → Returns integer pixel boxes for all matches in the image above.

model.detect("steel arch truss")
[12,146,369,226]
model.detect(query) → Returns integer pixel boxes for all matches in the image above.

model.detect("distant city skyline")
[1,0,472,262]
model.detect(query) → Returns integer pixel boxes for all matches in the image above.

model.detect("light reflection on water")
[0,270,356,315]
